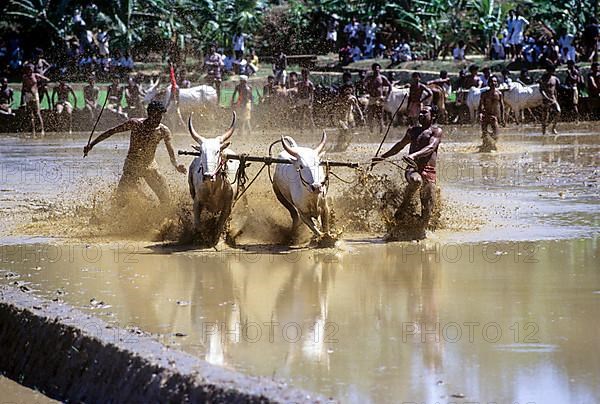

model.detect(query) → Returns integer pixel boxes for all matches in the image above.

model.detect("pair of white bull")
[187,112,329,245]
[460,82,548,124]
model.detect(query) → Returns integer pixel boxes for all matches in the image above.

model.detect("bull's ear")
[219,141,231,151]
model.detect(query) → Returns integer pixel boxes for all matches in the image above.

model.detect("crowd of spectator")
[332,11,599,69]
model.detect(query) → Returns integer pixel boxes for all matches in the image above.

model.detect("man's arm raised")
[83,120,134,156]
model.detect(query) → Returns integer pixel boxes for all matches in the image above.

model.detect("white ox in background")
[273,133,330,240]
[144,79,218,126]
[458,86,488,124]
[384,87,410,116]
[187,112,239,246]
[503,82,545,124]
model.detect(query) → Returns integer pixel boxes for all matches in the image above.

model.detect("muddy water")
[1,239,599,403]
[0,123,599,402]
[0,376,58,403]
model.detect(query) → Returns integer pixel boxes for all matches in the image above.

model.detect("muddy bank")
[0,285,332,403]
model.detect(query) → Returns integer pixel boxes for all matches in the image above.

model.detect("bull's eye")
[299,165,304,169]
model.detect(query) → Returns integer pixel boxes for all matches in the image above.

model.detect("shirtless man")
[334,83,364,151]
[565,60,582,122]
[477,75,505,152]
[261,75,277,104]
[83,100,186,207]
[296,68,316,131]
[365,63,392,133]
[83,74,99,122]
[204,44,224,104]
[406,72,433,126]
[231,75,253,136]
[106,76,127,118]
[20,64,48,137]
[51,79,78,134]
[125,76,144,117]
[34,51,51,108]
[0,78,15,116]
[538,64,561,135]
[372,105,442,239]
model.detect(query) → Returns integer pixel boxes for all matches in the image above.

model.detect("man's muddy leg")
[115,171,140,207]
[420,180,435,229]
[144,168,170,206]
[396,169,421,218]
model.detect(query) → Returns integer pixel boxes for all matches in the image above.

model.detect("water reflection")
[1,238,599,402]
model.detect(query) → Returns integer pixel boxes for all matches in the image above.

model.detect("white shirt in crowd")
[223,54,234,72]
[344,22,361,39]
[510,16,529,45]
[365,22,378,41]
[558,33,576,62]
[97,31,109,56]
[453,45,465,60]
[233,33,246,52]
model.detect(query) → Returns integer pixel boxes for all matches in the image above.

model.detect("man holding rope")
[83,100,186,207]
[372,105,442,238]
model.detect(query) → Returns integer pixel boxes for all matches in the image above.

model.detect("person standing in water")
[83,100,186,206]
[231,75,253,136]
[477,75,505,152]
[372,105,442,239]
[20,63,48,137]
[538,64,561,136]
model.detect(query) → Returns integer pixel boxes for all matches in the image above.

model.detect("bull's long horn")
[188,113,205,144]
[281,136,299,159]
[220,111,236,143]
[315,130,327,155]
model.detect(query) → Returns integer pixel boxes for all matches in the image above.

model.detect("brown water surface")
[0,124,599,403]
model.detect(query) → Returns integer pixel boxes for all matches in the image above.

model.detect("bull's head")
[143,78,160,104]
[188,111,236,182]
[281,131,327,195]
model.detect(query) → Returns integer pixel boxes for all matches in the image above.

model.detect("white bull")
[273,133,330,239]
[187,112,239,246]
[145,79,218,126]
[503,82,545,124]
[384,87,409,115]
[458,86,487,124]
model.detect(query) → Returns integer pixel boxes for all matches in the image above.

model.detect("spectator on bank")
[338,43,353,66]
[0,77,15,116]
[233,30,247,59]
[273,51,288,85]
[583,17,599,62]
[83,74,99,121]
[343,17,362,42]
[480,66,492,87]
[453,40,466,61]
[491,35,505,60]
[509,9,529,61]
[326,17,339,52]
[519,67,534,85]
[500,69,512,86]
[223,50,235,74]
[558,29,576,63]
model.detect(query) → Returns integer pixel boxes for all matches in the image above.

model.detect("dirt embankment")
[0,285,334,403]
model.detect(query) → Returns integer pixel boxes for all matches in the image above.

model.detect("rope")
[231,154,268,209]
